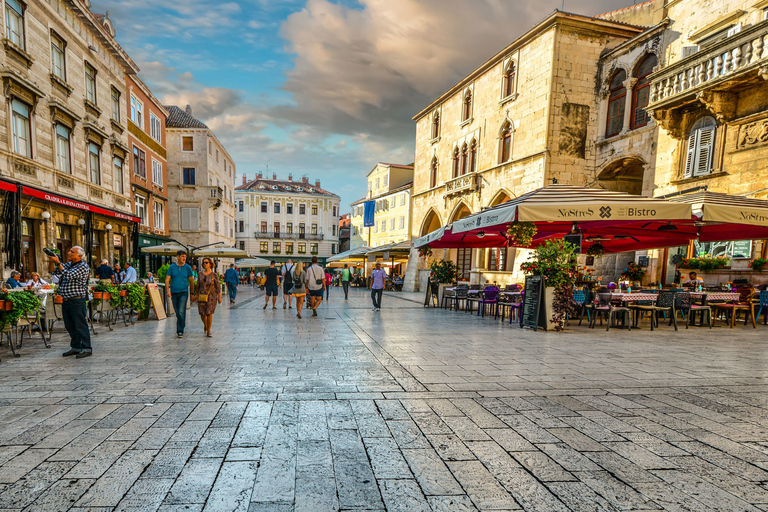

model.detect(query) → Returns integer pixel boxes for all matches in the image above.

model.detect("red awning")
[0,179,16,193]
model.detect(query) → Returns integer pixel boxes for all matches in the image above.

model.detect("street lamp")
[41,211,51,220]
[105,223,113,231]
[78,218,86,226]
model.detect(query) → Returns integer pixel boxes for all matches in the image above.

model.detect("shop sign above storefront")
[21,186,140,223]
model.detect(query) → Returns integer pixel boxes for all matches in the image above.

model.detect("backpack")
[283,264,294,286]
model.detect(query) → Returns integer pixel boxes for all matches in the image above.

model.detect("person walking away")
[370,262,387,312]
[325,270,332,300]
[194,258,221,337]
[224,263,239,304]
[341,264,352,300]
[306,256,325,316]
[49,246,92,358]
[191,265,199,280]
[291,262,307,318]
[282,259,295,309]
[122,261,137,283]
[249,270,255,287]
[263,261,280,310]
[95,259,113,284]
[166,250,195,338]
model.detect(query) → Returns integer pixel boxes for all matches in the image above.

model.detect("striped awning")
[668,191,768,226]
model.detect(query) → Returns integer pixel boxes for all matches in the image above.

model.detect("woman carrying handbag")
[193,257,221,337]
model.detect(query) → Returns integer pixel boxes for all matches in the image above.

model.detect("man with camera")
[47,246,92,358]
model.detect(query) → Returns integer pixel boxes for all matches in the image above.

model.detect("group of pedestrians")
[262,256,326,319]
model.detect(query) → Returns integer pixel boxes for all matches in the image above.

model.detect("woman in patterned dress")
[193,258,221,337]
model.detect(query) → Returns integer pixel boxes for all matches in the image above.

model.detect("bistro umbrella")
[327,246,372,263]
[193,244,249,258]
[140,242,188,255]
[414,185,695,252]
[666,190,768,242]
[234,257,272,267]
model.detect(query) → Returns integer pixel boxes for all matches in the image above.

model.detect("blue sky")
[91,0,633,210]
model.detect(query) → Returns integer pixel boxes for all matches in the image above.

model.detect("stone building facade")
[404,11,644,291]
[349,163,413,250]
[646,0,768,282]
[234,173,340,264]
[126,74,170,275]
[0,0,140,279]
[165,105,236,271]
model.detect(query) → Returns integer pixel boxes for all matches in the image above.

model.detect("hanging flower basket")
[749,258,768,271]
[418,245,433,258]
[586,243,605,258]
[507,221,537,247]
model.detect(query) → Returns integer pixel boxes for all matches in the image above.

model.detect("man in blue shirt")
[122,261,137,283]
[224,263,239,304]
[5,270,22,289]
[165,250,195,338]
[370,262,387,312]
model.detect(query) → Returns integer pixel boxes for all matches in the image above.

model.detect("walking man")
[224,263,239,304]
[282,259,295,309]
[306,256,325,316]
[263,260,281,310]
[166,250,195,338]
[341,264,352,300]
[370,262,387,312]
[49,246,92,358]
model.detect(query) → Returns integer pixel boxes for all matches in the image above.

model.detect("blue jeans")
[227,283,237,301]
[62,298,91,353]
[171,292,188,334]
[371,288,383,308]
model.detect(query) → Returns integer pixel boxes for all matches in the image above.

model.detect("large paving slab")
[1,286,768,511]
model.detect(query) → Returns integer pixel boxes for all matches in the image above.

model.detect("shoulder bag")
[312,266,323,286]
[197,273,216,302]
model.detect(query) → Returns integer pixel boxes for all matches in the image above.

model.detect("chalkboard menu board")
[732,240,752,259]
[522,275,545,331]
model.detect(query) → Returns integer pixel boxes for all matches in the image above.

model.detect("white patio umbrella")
[140,242,188,255]
[234,257,272,268]
[193,244,249,258]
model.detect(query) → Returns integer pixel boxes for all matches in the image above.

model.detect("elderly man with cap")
[49,246,92,358]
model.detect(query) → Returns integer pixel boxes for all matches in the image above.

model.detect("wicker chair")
[590,293,631,331]
[634,290,678,331]
[674,291,711,329]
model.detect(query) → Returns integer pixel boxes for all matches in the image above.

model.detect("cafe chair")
[754,290,768,325]
[448,286,469,312]
[590,293,631,331]
[673,291,711,329]
[712,287,756,328]
[634,290,678,331]
[475,286,499,318]
[571,289,592,325]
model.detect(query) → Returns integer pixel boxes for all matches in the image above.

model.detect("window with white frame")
[88,142,100,185]
[152,158,162,186]
[84,63,96,104]
[684,116,717,178]
[55,124,71,173]
[150,112,162,142]
[11,99,31,157]
[153,201,164,230]
[215,212,220,233]
[130,95,143,126]
[5,0,24,48]
[180,207,199,231]
[135,194,147,226]
[399,216,405,229]
[50,32,66,81]
[400,194,405,206]
[113,157,124,194]
[381,220,386,232]
[111,88,120,122]
[390,218,395,231]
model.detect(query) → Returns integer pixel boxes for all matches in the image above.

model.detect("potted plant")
[1,291,42,331]
[586,243,605,258]
[749,258,768,271]
[156,263,170,283]
[521,239,578,331]
[418,245,433,258]
[429,259,459,306]
[124,283,148,313]
[507,221,537,247]
[621,262,646,283]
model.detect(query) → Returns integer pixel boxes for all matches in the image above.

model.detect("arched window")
[631,54,657,129]
[431,112,440,139]
[460,144,469,175]
[500,123,512,163]
[503,62,515,98]
[462,90,472,122]
[452,147,460,178]
[684,116,716,178]
[430,158,438,188]
[606,70,626,138]
[469,139,478,173]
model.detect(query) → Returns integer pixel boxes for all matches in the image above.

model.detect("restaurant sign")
[519,202,691,222]
[452,206,518,234]
[22,186,141,223]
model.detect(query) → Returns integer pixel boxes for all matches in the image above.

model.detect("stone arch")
[448,201,472,223]
[630,50,661,78]
[597,156,646,196]
[488,190,513,208]
[420,208,442,237]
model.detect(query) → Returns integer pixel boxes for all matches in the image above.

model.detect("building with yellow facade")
[349,163,413,250]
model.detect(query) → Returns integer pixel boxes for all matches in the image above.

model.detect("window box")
[2,38,33,67]
[84,99,101,118]
[260,249,268,254]
[49,73,72,96]
[310,251,318,255]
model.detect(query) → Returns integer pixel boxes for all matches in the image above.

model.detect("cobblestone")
[1,287,768,510]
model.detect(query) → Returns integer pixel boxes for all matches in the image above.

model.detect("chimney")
[302,176,309,184]
[257,172,262,178]
[242,175,246,185]
[288,173,293,181]
[272,173,277,180]
[185,104,192,115]
[315,180,321,188]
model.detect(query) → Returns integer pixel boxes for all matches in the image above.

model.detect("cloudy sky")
[92,0,632,210]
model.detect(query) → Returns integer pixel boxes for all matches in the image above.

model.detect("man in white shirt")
[305,256,326,317]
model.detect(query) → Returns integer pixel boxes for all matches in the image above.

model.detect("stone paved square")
[1,286,768,511]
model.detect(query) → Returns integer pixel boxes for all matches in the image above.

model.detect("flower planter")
[3,300,13,311]
[53,295,64,304]
[119,290,128,297]
[93,292,112,300]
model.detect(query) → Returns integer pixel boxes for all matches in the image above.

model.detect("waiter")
[50,246,92,358]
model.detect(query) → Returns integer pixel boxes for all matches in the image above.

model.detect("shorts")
[283,282,294,294]
[308,289,323,297]
[265,284,279,296]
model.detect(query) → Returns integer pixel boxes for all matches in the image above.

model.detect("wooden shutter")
[693,126,715,176]
[684,131,697,178]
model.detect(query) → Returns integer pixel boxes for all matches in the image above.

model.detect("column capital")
[623,77,638,90]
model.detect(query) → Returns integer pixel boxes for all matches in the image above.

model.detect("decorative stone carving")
[14,161,37,177]
[444,174,476,196]
[760,65,768,81]
[650,109,685,139]
[696,90,736,122]
[737,119,768,149]
[58,176,74,189]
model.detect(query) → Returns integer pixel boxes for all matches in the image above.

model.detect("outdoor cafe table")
[609,292,658,305]
[690,292,740,303]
